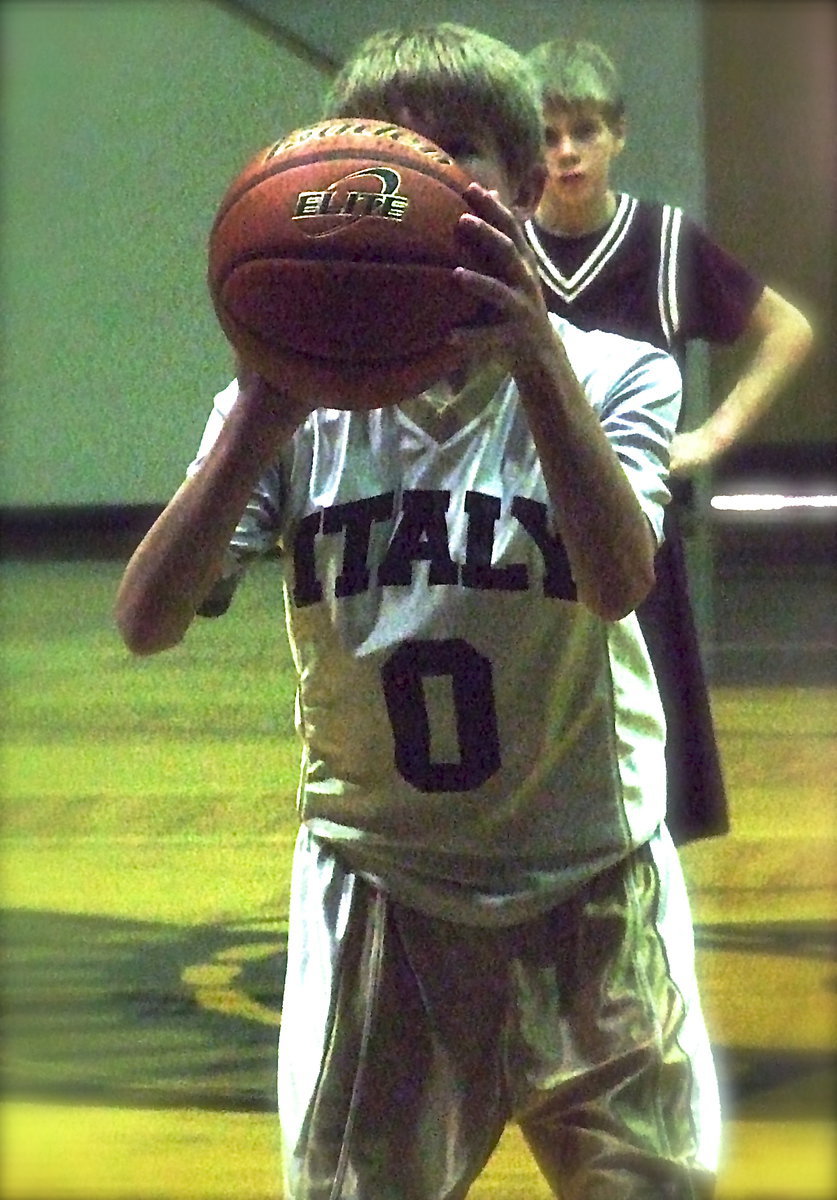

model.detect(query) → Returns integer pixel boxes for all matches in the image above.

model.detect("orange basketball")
[207,119,485,409]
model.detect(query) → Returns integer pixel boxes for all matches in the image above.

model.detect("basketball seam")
[211,148,470,232]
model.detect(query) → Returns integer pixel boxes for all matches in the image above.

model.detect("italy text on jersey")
[290,488,577,606]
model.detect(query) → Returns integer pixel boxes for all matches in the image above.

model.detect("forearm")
[115,382,307,654]
[516,340,655,622]
[450,184,657,619]
[706,314,812,448]
[672,288,813,474]
[115,470,255,656]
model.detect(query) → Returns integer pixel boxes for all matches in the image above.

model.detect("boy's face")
[394,107,543,216]
[541,101,625,211]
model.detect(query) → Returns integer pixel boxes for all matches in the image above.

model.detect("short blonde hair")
[527,39,625,127]
[323,23,544,186]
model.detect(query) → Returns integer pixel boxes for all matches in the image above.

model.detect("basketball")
[207,119,487,409]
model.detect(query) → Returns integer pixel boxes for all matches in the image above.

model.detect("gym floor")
[1,512,834,1199]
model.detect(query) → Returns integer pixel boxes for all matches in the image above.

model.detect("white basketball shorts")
[277,824,720,1199]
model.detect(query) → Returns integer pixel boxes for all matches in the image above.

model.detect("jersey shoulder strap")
[657,203,684,348]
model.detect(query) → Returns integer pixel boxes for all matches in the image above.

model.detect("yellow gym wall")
[703,0,834,455]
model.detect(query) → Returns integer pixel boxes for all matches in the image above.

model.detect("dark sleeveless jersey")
[524,194,763,376]
[525,195,762,846]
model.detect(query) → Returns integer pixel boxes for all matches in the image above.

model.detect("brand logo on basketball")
[292,167,410,238]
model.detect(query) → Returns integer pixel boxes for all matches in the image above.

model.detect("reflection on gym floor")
[1,539,834,1199]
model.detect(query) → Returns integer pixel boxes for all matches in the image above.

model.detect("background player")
[116,23,720,1200]
[523,39,813,845]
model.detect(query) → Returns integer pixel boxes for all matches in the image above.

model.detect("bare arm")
[510,334,657,620]
[115,373,314,655]
[453,184,657,621]
[670,286,813,475]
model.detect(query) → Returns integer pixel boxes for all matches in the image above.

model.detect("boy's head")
[323,23,545,206]
[526,39,625,131]
[525,40,625,225]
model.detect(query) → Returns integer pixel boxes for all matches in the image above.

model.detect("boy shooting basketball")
[116,23,719,1200]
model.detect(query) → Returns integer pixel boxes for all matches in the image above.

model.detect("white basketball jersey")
[190,317,681,924]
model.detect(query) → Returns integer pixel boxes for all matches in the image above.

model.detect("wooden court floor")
[1,558,834,1199]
